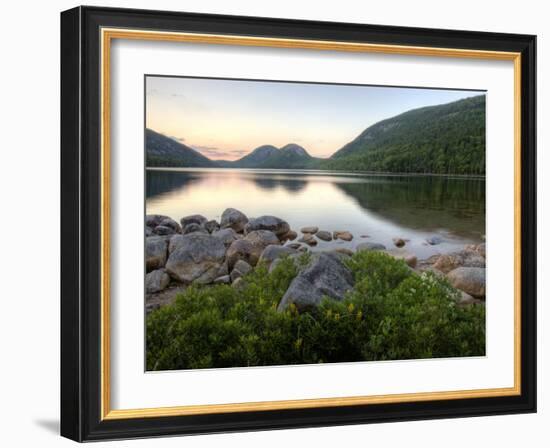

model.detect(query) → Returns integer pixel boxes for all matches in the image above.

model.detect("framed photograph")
[60,6,536,442]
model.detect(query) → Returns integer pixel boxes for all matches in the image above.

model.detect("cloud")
[168,136,186,143]
[192,145,247,160]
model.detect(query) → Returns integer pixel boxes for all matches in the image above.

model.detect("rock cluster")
[146,211,487,311]
[146,209,296,294]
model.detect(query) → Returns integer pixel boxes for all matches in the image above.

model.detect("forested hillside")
[322,95,486,175]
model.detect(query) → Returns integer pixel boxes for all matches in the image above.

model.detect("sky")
[146,76,482,161]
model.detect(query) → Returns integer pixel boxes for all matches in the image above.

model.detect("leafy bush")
[147,252,485,371]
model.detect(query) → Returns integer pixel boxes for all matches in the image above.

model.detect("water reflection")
[146,168,485,258]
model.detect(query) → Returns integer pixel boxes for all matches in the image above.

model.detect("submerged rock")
[277,253,354,312]
[220,208,248,233]
[298,233,318,246]
[426,235,444,245]
[280,230,298,241]
[245,215,290,237]
[165,233,226,284]
[316,230,332,241]
[393,237,406,248]
[300,226,319,234]
[356,242,386,252]
[333,230,353,241]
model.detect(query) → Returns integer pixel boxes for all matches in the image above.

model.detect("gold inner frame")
[100,28,522,420]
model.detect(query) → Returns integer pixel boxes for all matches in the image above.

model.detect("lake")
[146,168,485,259]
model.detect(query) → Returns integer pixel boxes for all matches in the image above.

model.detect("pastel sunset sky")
[146,76,482,161]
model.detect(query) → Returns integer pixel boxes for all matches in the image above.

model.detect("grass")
[146,251,485,371]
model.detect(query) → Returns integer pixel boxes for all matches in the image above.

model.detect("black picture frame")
[61,5,536,442]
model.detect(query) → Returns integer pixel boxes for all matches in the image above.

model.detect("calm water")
[146,168,485,259]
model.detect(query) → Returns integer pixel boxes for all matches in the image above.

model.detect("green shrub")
[147,252,485,371]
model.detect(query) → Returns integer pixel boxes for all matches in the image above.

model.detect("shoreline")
[145,166,486,179]
[145,209,486,313]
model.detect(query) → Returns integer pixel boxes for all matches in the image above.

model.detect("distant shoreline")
[145,166,486,180]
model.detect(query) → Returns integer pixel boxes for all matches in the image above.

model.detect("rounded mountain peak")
[279,143,310,157]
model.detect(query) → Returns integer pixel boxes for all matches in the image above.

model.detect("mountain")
[229,144,280,168]
[145,128,216,167]
[146,94,485,174]
[323,95,486,175]
[222,143,317,169]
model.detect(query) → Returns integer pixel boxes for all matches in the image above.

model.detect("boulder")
[145,214,170,228]
[245,215,290,237]
[180,214,207,228]
[268,253,302,273]
[168,234,185,254]
[333,248,354,256]
[216,260,229,277]
[386,249,417,268]
[226,239,258,268]
[183,223,208,235]
[300,226,319,234]
[333,230,353,241]
[356,242,386,252]
[476,243,486,258]
[165,233,226,284]
[393,237,406,248]
[286,243,302,250]
[433,248,485,274]
[298,233,318,246]
[204,219,220,233]
[213,275,231,285]
[447,267,486,298]
[456,290,482,306]
[232,277,245,289]
[280,230,298,241]
[244,230,280,248]
[230,260,253,282]
[277,253,354,312]
[259,245,298,267]
[159,217,182,233]
[220,208,248,233]
[145,269,170,293]
[212,228,239,247]
[316,230,332,242]
[145,236,168,272]
[153,225,176,236]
